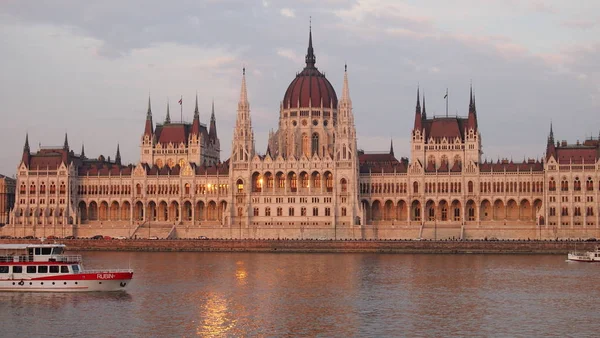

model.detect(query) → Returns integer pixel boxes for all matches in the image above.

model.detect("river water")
[1,251,598,337]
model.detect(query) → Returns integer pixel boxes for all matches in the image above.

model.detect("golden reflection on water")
[197,292,236,337]
[235,260,247,285]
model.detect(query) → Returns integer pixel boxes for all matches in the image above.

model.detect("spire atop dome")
[305,19,316,68]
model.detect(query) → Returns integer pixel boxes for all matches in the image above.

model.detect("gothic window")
[289,207,295,216]
[59,183,66,195]
[413,182,419,194]
[440,155,448,166]
[549,178,556,191]
[265,207,271,217]
[340,178,347,193]
[40,183,46,194]
[325,173,333,192]
[253,208,259,216]
[30,183,36,194]
[236,179,244,193]
[561,178,569,192]
[277,207,282,217]
[302,133,309,157]
[185,183,190,195]
[313,207,318,216]
[574,177,581,191]
[301,207,307,216]
[20,184,26,194]
[313,173,321,188]
[136,184,142,195]
[427,155,435,168]
[587,177,594,191]
[341,207,346,216]
[290,173,297,192]
[312,133,319,156]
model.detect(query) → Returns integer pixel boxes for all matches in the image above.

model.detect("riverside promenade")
[0,238,595,254]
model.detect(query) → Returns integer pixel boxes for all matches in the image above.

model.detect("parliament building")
[5,29,600,240]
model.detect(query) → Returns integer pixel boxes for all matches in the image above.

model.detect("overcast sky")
[1,0,599,176]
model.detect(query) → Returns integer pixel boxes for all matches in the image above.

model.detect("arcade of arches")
[361,198,543,224]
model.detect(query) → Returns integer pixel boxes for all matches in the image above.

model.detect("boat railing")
[82,269,134,274]
[0,255,82,263]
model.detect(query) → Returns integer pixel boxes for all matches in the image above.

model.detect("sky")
[1,0,599,176]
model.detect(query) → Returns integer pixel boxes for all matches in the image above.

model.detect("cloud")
[276,48,302,64]
[280,8,295,18]
[561,20,597,30]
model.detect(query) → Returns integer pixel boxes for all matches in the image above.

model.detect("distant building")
[5,28,600,239]
[0,174,15,226]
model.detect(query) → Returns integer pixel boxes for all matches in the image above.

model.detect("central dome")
[282,29,338,109]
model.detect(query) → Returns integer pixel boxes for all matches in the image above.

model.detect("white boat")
[567,247,600,262]
[0,243,133,292]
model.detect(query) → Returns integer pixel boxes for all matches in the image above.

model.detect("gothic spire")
[469,84,474,111]
[390,138,394,156]
[63,132,69,150]
[194,92,199,118]
[239,67,249,109]
[115,144,121,165]
[305,20,316,68]
[341,63,351,104]
[422,91,427,120]
[416,86,421,113]
[209,99,218,140]
[23,133,30,153]
[165,101,171,124]
[147,94,152,119]
[81,143,85,159]
[548,122,554,143]
[414,86,422,131]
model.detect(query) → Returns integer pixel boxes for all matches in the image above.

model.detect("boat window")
[13,266,23,273]
[72,265,80,273]
[61,266,69,273]
[52,247,64,255]
[28,248,33,256]
[38,266,48,273]
[27,266,36,273]
[41,248,52,255]
[49,266,59,273]
[35,248,41,255]
[0,266,8,273]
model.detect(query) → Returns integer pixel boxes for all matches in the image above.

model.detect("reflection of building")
[0,174,15,225]
[5,28,600,239]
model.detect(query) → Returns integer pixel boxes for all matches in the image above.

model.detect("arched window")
[549,178,556,191]
[185,183,190,195]
[302,133,309,157]
[29,183,36,194]
[59,182,66,195]
[236,179,244,193]
[574,177,581,191]
[325,173,333,192]
[413,181,419,194]
[311,133,319,156]
[587,177,594,191]
[340,178,347,192]
[136,184,142,195]
[468,181,473,193]
[561,178,569,192]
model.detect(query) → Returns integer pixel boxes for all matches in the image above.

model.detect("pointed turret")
[81,143,86,159]
[468,85,478,130]
[209,100,218,141]
[191,93,201,136]
[144,95,154,137]
[165,101,171,124]
[341,63,351,105]
[21,133,30,166]
[232,67,254,162]
[305,22,316,68]
[413,87,422,132]
[115,144,121,165]
[546,122,556,160]
[422,91,427,120]
[390,139,394,156]
[63,132,69,150]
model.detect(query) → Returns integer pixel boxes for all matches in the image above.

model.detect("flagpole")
[180,95,183,122]
[445,88,448,117]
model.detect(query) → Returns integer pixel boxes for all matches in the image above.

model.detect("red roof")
[283,67,337,109]
[424,117,467,141]
[556,148,597,164]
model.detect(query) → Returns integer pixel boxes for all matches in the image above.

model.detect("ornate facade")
[5,29,600,239]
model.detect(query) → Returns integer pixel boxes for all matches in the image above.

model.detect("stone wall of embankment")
[0,239,596,254]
